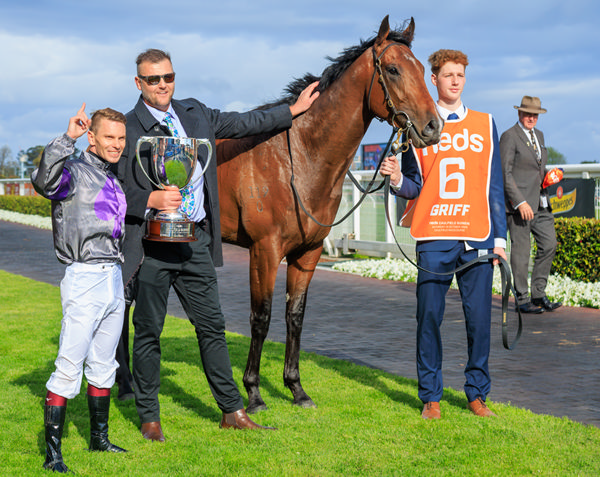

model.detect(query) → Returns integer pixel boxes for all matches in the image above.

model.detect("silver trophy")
[135,136,212,242]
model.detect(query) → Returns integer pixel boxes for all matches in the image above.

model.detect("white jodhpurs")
[46,262,125,399]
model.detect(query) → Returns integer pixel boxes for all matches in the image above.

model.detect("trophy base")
[144,213,198,243]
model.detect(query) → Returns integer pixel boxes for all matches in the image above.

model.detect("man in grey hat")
[500,96,562,314]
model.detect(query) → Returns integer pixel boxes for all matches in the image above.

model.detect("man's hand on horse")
[289,81,320,117]
[379,155,402,186]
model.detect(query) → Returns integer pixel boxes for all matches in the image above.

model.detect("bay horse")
[217,16,442,414]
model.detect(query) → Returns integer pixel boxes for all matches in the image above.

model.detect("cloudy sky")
[1,0,599,164]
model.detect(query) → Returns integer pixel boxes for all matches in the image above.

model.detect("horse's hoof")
[294,397,317,409]
[246,403,268,415]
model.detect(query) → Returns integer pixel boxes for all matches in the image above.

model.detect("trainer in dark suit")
[500,96,561,314]
[114,48,319,441]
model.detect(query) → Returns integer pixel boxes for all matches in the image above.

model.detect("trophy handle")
[194,139,213,181]
[135,136,163,189]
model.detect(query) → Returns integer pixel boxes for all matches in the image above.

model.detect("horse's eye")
[386,66,400,76]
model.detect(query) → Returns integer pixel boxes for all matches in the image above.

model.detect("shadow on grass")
[111,364,224,429]
[13,318,468,456]
[306,350,468,412]
[12,358,95,457]
[159,334,291,412]
[223,333,470,416]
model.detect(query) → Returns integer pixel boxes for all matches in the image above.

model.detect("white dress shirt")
[143,103,207,222]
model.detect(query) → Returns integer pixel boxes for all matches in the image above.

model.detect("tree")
[0,145,18,178]
[547,146,566,165]
[23,145,45,167]
[16,144,82,178]
[15,145,44,178]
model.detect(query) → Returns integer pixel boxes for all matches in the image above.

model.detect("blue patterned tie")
[447,112,459,120]
[164,112,195,216]
[163,112,180,137]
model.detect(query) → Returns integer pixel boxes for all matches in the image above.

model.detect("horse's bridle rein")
[288,41,413,229]
[367,42,414,153]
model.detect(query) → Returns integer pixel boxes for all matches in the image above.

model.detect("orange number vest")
[401,109,494,241]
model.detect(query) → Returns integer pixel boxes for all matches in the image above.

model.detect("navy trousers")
[415,242,493,404]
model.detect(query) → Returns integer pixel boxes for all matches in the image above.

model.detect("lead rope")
[381,170,522,350]
[287,127,397,228]
[287,123,522,348]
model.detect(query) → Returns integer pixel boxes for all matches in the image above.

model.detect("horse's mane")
[257,22,413,110]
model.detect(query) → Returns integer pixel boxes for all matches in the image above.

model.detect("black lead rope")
[381,174,523,350]
[287,128,397,228]
[286,127,522,349]
[345,128,398,195]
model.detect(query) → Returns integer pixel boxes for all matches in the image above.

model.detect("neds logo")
[422,129,484,155]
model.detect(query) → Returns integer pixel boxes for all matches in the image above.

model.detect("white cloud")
[1,27,343,153]
[1,1,600,164]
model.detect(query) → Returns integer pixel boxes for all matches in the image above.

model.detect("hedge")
[1,196,598,282]
[0,195,51,217]
[552,217,600,283]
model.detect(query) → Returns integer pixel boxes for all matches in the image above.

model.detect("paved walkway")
[1,220,599,427]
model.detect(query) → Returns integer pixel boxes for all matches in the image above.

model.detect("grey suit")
[500,122,557,305]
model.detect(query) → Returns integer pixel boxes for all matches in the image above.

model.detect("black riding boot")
[87,395,127,453]
[43,404,70,473]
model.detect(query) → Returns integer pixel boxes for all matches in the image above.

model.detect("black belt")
[196,218,209,232]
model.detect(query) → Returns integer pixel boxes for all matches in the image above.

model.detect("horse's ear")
[375,15,390,47]
[402,17,415,44]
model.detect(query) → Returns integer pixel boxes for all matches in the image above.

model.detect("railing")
[325,164,600,259]
[3,164,600,259]
[0,178,37,196]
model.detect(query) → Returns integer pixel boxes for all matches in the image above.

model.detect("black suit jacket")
[115,96,292,295]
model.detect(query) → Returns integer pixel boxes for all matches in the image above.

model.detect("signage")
[547,178,595,218]
[361,143,388,170]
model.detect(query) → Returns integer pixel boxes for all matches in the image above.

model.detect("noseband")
[367,43,413,153]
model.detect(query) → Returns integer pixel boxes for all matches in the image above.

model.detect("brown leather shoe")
[220,409,277,430]
[468,397,497,417]
[421,401,441,420]
[141,421,165,442]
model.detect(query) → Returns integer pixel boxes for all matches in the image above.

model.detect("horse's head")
[368,16,443,148]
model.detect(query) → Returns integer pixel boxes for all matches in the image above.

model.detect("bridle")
[367,43,413,153]
[288,41,415,229]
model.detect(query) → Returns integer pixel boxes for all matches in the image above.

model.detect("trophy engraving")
[135,136,212,242]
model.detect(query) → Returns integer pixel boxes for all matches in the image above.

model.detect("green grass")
[1,270,599,476]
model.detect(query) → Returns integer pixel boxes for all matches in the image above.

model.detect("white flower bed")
[332,257,600,309]
[0,210,52,230]
[3,208,597,309]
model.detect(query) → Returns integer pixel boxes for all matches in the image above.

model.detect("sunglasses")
[138,73,175,85]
